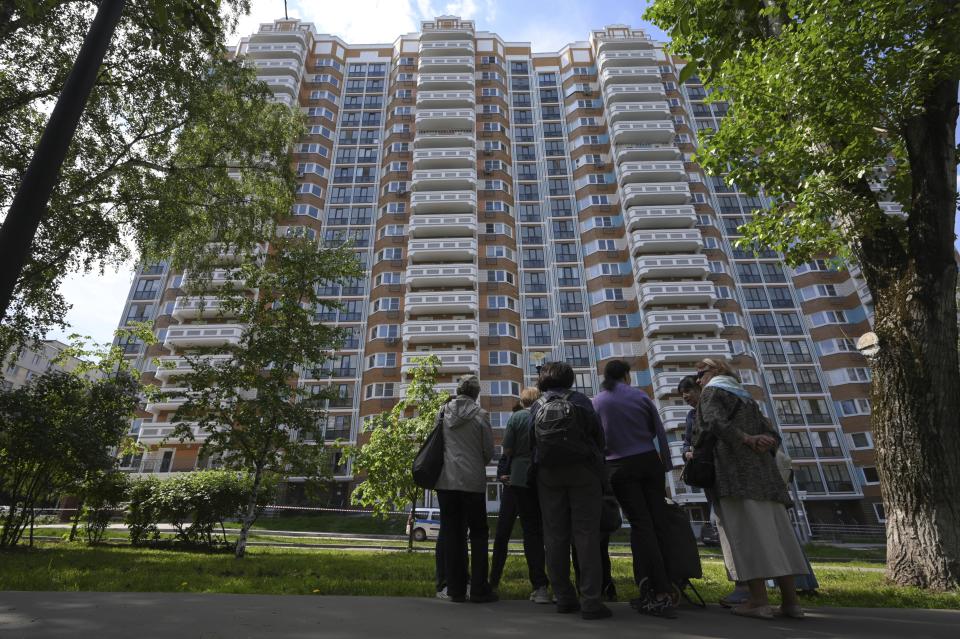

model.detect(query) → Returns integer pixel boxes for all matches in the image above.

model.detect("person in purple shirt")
[592,359,677,619]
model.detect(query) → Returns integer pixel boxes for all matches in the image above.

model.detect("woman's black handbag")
[600,495,623,533]
[412,409,445,489]
[681,432,716,489]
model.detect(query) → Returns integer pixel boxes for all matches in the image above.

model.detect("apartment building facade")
[121,15,883,526]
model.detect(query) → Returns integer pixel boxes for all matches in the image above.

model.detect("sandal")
[778,604,805,619]
[732,605,774,620]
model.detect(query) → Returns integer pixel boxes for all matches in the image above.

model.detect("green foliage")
[0,1,304,352]
[126,471,267,548]
[170,236,361,556]
[80,470,130,545]
[347,356,449,520]
[0,370,139,547]
[645,0,960,266]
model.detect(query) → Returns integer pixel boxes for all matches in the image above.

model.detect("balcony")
[880,201,905,217]
[600,65,661,84]
[418,56,474,71]
[182,268,248,291]
[415,109,475,131]
[408,215,478,238]
[416,90,475,107]
[638,282,716,307]
[171,296,239,320]
[653,371,692,399]
[402,320,479,344]
[258,75,299,99]
[610,120,676,145]
[252,58,302,79]
[595,49,659,66]
[417,73,474,90]
[163,323,244,349]
[405,291,478,315]
[622,182,691,207]
[244,42,305,64]
[143,387,190,414]
[137,421,205,444]
[619,161,687,184]
[205,242,264,264]
[411,169,477,191]
[607,102,673,125]
[615,144,682,163]
[405,264,477,288]
[625,205,697,230]
[815,446,846,458]
[604,83,667,103]
[414,129,476,148]
[407,238,478,263]
[410,190,477,213]
[419,40,475,55]
[642,311,725,336]
[413,148,476,168]
[630,230,703,254]
[153,354,232,380]
[648,339,729,367]
[398,381,461,399]
[634,254,710,280]
[401,350,479,374]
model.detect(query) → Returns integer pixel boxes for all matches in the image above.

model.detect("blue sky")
[48,0,958,347]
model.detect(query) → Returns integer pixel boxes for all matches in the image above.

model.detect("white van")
[406,508,441,541]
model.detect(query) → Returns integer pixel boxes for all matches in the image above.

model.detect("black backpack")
[412,407,444,489]
[533,390,596,467]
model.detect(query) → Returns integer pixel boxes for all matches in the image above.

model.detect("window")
[556,267,581,287]
[558,290,583,312]
[849,432,874,449]
[522,248,545,268]
[836,398,871,417]
[526,323,551,345]
[564,344,590,367]
[365,383,396,399]
[489,380,520,396]
[338,299,363,321]
[486,245,515,260]
[873,502,886,522]
[523,272,547,293]
[860,466,880,484]
[486,270,515,284]
[750,312,778,335]
[371,298,399,313]
[488,322,517,338]
[367,353,397,369]
[377,247,403,261]
[562,316,587,339]
[488,351,519,366]
[524,297,550,319]
[370,325,399,339]
[483,223,513,237]
[810,310,848,327]
[487,296,517,311]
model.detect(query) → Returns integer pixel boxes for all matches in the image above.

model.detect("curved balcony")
[244,42,305,65]
[600,66,661,84]
[642,310,725,336]
[630,230,703,255]
[619,161,688,184]
[416,90,476,108]
[258,75,299,100]
[416,109,475,131]
[252,58,302,80]
[610,120,676,145]
[410,190,477,213]
[653,371,691,399]
[405,291,478,315]
[182,269,248,291]
[661,404,693,431]
[144,387,189,414]
[622,182,691,207]
[419,40,475,55]
[648,338,731,367]
[153,355,232,381]
[413,148,476,169]
[604,83,666,103]
[615,144,682,163]
[625,205,698,230]
[412,169,476,191]
[595,39,656,58]
[409,215,478,238]
[418,56,474,72]
[137,421,205,444]
[402,320,479,344]
[417,73,474,90]
[414,130,476,149]
[607,102,673,123]
[405,265,477,288]
[163,324,244,349]
[401,349,479,374]
[638,282,716,308]
[634,255,710,280]
[399,381,460,398]
[172,296,239,321]
[407,238,477,263]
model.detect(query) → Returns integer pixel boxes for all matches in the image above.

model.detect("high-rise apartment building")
[119,15,882,527]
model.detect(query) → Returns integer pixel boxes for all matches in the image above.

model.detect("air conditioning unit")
[483,170,492,176]
[386,338,399,346]
[296,170,305,178]
[595,162,606,169]
[396,188,407,195]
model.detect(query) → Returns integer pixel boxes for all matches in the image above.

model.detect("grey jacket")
[434,395,495,493]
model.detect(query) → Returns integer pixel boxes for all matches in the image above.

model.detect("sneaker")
[556,601,581,614]
[530,586,551,605]
[732,604,774,620]
[636,594,678,619]
[469,590,499,604]
[435,588,448,600]
[581,604,613,620]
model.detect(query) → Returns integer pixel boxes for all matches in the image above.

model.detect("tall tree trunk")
[867,77,960,590]
[0,0,125,321]
[235,468,263,559]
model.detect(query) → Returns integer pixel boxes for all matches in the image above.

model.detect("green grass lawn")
[1,543,956,609]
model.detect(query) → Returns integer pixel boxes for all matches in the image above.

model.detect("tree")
[0,369,139,547]
[646,0,960,589]
[0,1,303,353]
[346,355,449,550]
[169,237,361,558]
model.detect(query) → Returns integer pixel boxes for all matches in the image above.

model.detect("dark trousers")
[435,527,447,592]
[513,484,548,589]
[572,532,614,597]
[437,489,490,598]
[538,464,604,611]
[489,483,518,587]
[607,451,671,594]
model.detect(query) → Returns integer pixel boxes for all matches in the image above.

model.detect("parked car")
[699,521,721,547]
[406,508,440,542]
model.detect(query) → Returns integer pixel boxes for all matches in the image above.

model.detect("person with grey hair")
[434,375,497,603]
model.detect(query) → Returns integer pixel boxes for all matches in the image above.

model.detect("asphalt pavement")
[1,592,957,639]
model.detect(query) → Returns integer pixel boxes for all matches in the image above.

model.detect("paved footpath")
[1,592,957,639]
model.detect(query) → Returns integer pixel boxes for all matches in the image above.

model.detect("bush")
[81,471,130,544]
[126,471,265,549]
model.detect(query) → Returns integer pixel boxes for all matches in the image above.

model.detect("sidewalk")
[1,592,957,639]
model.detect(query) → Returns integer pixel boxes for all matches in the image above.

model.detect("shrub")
[81,471,130,544]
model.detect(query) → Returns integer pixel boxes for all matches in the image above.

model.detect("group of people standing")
[429,356,810,622]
